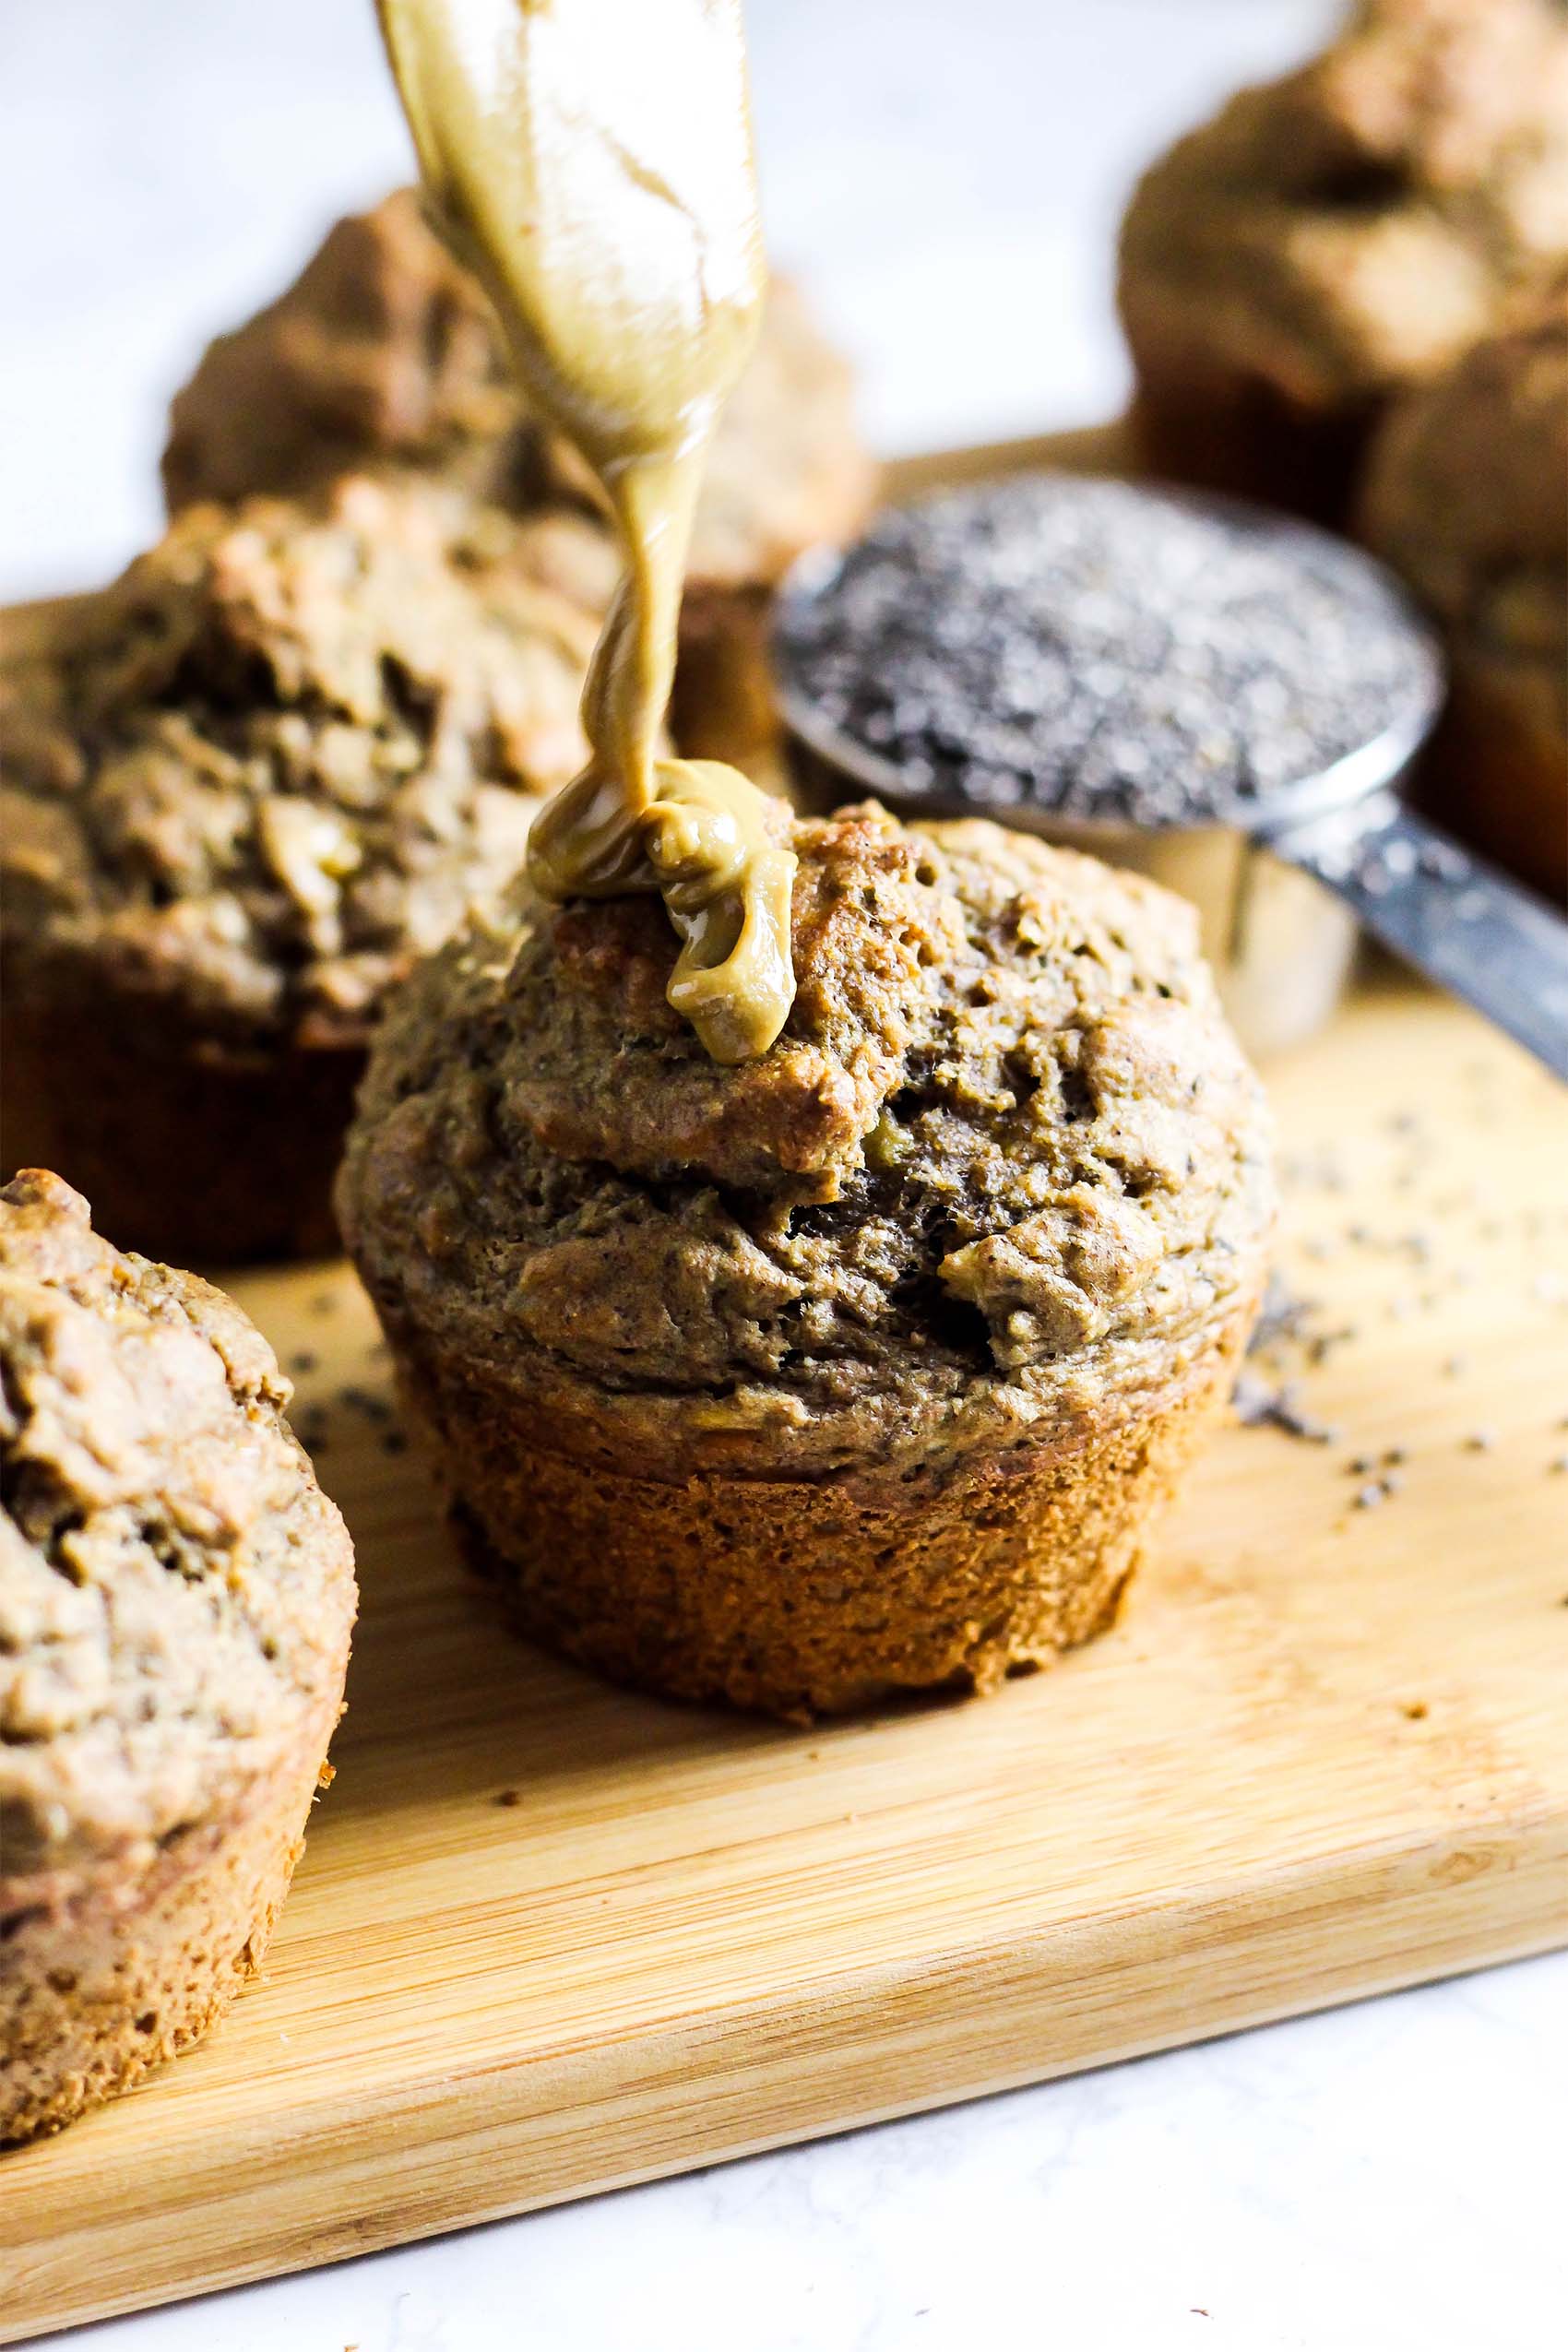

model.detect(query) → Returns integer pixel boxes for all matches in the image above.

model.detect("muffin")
[1360,273,1567,901]
[161,188,879,759]
[0,473,604,1265]
[1119,0,1568,522]
[0,1170,355,2141]
[339,805,1274,1720]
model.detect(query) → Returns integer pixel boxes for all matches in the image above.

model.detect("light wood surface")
[3,424,1566,2336]
[3,979,1565,2339]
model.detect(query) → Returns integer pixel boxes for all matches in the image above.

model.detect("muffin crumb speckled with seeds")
[162,188,878,761]
[1360,270,1568,898]
[0,473,605,1263]
[0,1170,355,2140]
[1119,0,1568,520]
[339,803,1275,1718]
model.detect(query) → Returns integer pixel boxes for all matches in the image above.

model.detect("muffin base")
[0,1741,331,2144]
[1127,366,1378,529]
[669,583,779,764]
[412,1307,1252,1720]
[1415,658,1567,907]
[1,1002,363,1266]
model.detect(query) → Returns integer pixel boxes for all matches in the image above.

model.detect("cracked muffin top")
[160,189,877,595]
[1359,269,1568,723]
[1120,0,1568,408]
[0,473,606,1047]
[0,1170,355,1879]
[339,807,1274,1479]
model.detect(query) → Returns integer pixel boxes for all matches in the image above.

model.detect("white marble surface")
[7,4,1567,2347]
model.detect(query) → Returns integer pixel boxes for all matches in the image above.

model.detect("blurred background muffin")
[1360,271,1568,902]
[339,806,1274,1719]
[1119,0,1568,521]
[0,474,602,1264]
[0,1170,354,2141]
[161,190,879,762]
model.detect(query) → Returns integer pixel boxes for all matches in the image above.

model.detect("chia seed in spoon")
[777,474,1440,827]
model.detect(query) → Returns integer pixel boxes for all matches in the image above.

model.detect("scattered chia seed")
[1233,1371,1338,1443]
[1354,1482,1385,1509]
[777,475,1439,826]
[338,1384,392,1424]
[1549,1455,1568,1476]
[1466,1429,1497,1453]
[1244,1271,1353,1367]
[289,1350,318,1374]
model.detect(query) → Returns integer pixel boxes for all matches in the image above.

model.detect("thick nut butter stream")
[375,0,798,1062]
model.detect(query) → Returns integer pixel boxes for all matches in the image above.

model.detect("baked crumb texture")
[1118,0,1568,519]
[1360,271,1568,898]
[0,1171,355,2139]
[0,476,601,1261]
[161,188,878,757]
[340,808,1275,1717]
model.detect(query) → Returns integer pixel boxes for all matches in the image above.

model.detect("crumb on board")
[1232,1372,1338,1443]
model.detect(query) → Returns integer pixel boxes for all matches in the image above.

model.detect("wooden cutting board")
[4,439,1567,2341]
[5,984,1566,2343]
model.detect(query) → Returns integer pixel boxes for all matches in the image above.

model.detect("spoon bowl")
[773,476,1567,1075]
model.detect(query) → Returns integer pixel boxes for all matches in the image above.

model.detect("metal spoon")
[774,482,1568,1078]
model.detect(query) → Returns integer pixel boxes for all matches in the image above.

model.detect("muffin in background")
[161,189,879,760]
[1119,0,1568,522]
[0,1170,355,2142]
[339,805,1274,1721]
[1360,274,1567,902]
[0,473,604,1265]
[160,190,522,518]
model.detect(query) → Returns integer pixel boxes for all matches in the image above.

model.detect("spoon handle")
[1267,790,1568,1080]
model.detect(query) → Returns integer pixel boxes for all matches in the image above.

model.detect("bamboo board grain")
[4,437,1568,2340]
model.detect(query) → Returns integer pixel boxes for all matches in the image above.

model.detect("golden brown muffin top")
[162,189,877,595]
[340,809,1274,1479]
[1120,0,1568,405]
[0,474,604,1045]
[0,1171,355,1876]
[1359,270,1568,713]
